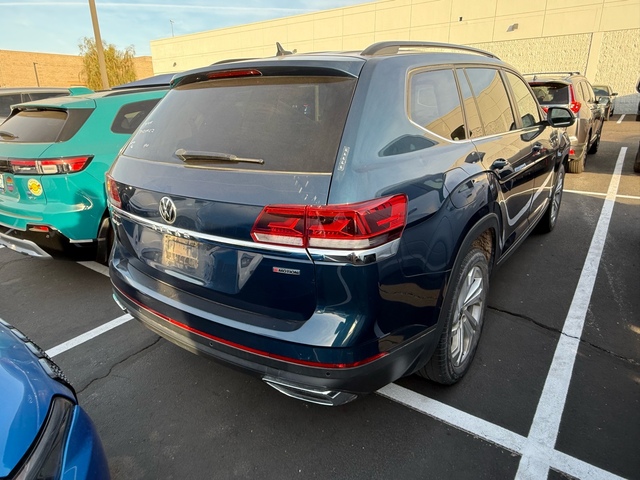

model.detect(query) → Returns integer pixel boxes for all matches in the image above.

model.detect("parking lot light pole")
[32,62,40,86]
[88,0,110,90]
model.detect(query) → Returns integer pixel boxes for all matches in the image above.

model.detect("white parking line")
[46,313,132,358]
[564,189,640,201]
[77,260,110,277]
[515,146,627,478]
[57,150,627,478]
[377,384,624,480]
[616,114,625,124]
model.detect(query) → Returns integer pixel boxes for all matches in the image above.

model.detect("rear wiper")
[175,148,264,165]
[0,131,18,139]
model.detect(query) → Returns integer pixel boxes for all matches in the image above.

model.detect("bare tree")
[79,37,136,90]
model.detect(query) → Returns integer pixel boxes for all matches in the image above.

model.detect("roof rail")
[524,71,581,76]
[361,41,499,59]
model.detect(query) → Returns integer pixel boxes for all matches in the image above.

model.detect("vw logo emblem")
[159,197,177,224]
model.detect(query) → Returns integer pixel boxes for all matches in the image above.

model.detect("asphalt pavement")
[1,118,638,480]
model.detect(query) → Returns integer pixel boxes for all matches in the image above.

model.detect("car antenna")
[276,42,296,56]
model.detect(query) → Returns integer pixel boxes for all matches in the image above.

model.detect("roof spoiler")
[67,86,93,95]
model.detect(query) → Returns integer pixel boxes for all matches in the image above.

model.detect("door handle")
[531,143,542,155]
[490,159,514,180]
[491,159,508,170]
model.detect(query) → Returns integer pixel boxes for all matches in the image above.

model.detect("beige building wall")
[0,50,154,89]
[151,0,640,113]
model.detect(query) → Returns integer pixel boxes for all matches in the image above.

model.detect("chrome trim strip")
[0,232,51,258]
[112,206,307,255]
[308,238,400,265]
[262,377,357,406]
[111,206,400,265]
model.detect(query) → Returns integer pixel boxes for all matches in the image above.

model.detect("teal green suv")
[0,84,168,262]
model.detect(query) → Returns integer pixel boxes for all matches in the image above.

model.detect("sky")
[0,0,371,56]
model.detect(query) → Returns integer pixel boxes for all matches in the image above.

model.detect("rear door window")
[456,69,484,138]
[111,98,161,134]
[581,82,595,102]
[125,75,357,173]
[505,72,540,128]
[0,110,67,142]
[465,68,516,136]
[0,94,22,118]
[409,68,466,141]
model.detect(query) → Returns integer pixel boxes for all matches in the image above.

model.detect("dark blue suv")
[107,42,574,405]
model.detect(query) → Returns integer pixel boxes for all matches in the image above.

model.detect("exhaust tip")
[263,377,357,406]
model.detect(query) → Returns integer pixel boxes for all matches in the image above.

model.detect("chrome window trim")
[111,206,400,265]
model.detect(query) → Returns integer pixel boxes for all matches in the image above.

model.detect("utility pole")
[88,0,110,89]
[170,19,175,37]
[33,62,40,86]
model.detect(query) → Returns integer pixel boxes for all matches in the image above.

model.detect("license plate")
[0,174,4,191]
[163,235,199,270]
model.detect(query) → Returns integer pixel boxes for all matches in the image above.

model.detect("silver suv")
[526,72,604,173]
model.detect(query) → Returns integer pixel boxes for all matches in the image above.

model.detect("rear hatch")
[109,61,364,321]
[0,102,93,210]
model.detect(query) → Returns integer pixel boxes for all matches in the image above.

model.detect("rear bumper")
[111,273,436,405]
[0,224,96,259]
[0,191,103,242]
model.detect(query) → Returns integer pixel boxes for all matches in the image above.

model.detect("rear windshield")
[0,108,92,143]
[124,75,357,173]
[0,110,67,142]
[529,84,569,105]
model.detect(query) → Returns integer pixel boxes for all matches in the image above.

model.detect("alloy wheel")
[450,265,485,367]
[550,168,564,226]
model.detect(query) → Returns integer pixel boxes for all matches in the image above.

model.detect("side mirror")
[612,92,618,96]
[547,106,576,128]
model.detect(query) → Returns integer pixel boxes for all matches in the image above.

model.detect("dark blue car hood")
[0,323,73,477]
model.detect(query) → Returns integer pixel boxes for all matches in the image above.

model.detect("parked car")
[592,84,618,120]
[0,81,169,263]
[0,319,109,479]
[0,87,92,123]
[107,41,574,406]
[526,71,603,173]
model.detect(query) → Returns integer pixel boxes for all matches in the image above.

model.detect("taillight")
[568,85,581,113]
[9,156,92,175]
[106,174,122,208]
[251,195,408,250]
[542,107,549,113]
[207,69,262,80]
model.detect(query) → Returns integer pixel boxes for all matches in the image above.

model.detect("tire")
[536,163,564,233]
[588,133,599,155]
[418,248,489,384]
[567,151,585,174]
[96,216,114,265]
